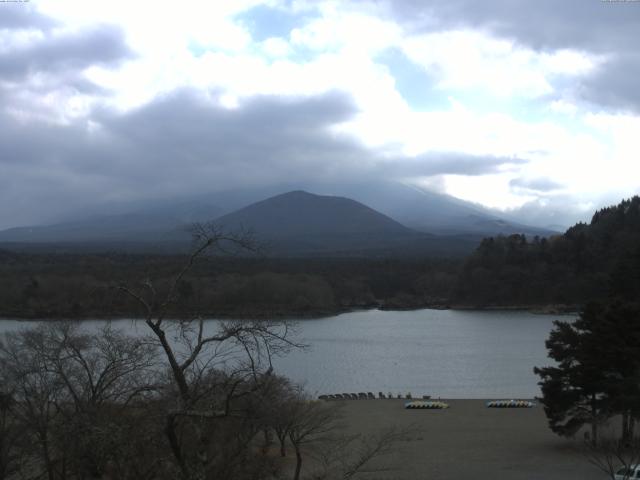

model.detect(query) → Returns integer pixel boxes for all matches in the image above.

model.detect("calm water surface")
[0,309,571,398]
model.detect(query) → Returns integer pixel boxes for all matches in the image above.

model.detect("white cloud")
[549,99,579,116]
[291,10,401,55]
[444,173,537,209]
[400,29,599,99]
[261,37,292,57]
[582,112,640,192]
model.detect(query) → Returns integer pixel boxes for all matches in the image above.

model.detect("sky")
[1,0,639,230]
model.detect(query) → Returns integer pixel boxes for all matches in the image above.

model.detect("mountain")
[0,183,553,256]
[329,181,555,236]
[0,180,556,242]
[0,202,222,244]
[215,190,412,238]
[0,190,482,256]
[212,190,430,255]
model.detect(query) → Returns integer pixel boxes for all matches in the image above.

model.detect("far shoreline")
[0,303,581,322]
[0,303,580,322]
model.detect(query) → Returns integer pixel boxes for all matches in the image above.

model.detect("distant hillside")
[0,185,550,257]
[0,203,221,245]
[454,196,640,306]
[0,180,556,243]
[0,190,484,257]
[336,181,556,236]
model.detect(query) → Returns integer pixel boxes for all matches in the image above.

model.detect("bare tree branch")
[583,425,640,480]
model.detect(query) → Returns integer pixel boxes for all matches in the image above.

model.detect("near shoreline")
[337,399,601,479]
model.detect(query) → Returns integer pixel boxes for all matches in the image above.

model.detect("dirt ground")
[335,399,605,480]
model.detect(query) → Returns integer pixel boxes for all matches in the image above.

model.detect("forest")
[1,196,639,319]
[455,196,640,306]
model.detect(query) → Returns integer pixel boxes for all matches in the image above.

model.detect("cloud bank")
[0,0,638,230]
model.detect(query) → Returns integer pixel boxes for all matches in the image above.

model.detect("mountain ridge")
[0,186,554,256]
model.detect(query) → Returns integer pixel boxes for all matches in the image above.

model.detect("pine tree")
[535,301,640,444]
[534,306,607,443]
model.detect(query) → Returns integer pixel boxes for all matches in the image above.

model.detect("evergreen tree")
[535,301,640,444]
[534,305,609,443]
[591,301,640,442]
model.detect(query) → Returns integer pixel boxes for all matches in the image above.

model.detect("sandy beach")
[336,399,603,479]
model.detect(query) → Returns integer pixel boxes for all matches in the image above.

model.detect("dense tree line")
[529,198,640,474]
[0,253,459,319]
[456,196,640,307]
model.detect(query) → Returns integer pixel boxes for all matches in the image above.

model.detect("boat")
[405,400,449,409]
[486,399,535,408]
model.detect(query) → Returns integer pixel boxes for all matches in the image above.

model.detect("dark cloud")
[578,53,640,113]
[0,13,133,126]
[94,90,521,189]
[509,176,562,192]
[0,24,132,80]
[0,89,524,229]
[0,3,57,31]
[387,0,640,112]
[390,0,639,52]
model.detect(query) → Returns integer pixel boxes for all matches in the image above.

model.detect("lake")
[0,309,570,399]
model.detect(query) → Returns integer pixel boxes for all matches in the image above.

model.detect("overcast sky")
[1,0,639,229]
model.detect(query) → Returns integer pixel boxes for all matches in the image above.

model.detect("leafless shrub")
[584,425,640,480]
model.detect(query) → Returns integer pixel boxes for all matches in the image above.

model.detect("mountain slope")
[0,180,554,246]
[334,181,556,236]
[215,190,413,238]
[0,202,221,244]
[0,184,552,256]
[211,190,440,255]
[0,188,481,256]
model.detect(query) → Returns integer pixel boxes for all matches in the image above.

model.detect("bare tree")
[257,375,300,458]
[255,375,410,480]
[311,427,411,480]
[34,323,159,410]
[45,322,160,478]
[0,322,162,480]
[281,393,410,480]
[117,223,304,479]
[584,425,640,480]
[287,399,344,480]
[0,328,66,480]
[0,390,21,480]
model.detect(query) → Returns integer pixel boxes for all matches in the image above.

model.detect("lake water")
[0,309,571,399]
